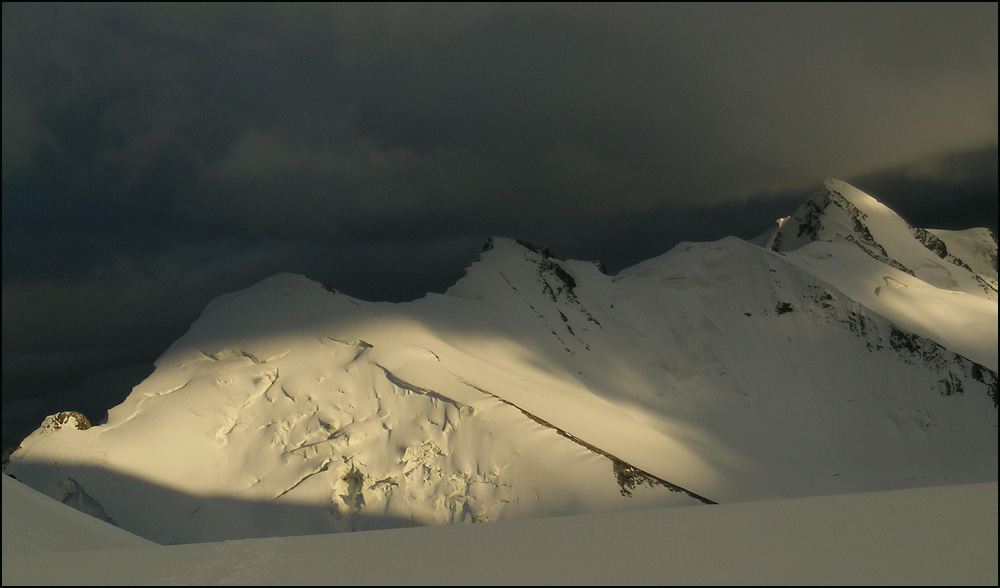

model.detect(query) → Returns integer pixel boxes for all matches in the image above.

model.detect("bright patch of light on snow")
[785,239,998,370]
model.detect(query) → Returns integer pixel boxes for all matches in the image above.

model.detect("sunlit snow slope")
[5,180,997,544]
[753,178,997,368]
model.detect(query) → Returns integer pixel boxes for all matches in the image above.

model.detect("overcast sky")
[2,3,997,443]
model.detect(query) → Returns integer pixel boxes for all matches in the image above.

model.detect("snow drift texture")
[5,179,997,544]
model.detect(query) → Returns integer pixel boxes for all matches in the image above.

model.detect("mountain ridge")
[5,179,997,544]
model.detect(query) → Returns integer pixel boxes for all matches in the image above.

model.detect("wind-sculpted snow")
[5,290,702,544]
[5,181,997,544]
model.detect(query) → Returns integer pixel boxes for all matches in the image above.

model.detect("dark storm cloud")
[847,145,999,234]
[6,4,996,241]
[2,3,997,445]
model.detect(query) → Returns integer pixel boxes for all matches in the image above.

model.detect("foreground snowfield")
[3,474,996,585]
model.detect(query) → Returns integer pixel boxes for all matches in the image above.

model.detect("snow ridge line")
[451,374,717,505]
[374,364,465,410]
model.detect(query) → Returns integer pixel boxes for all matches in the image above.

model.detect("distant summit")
[753,178,997,298]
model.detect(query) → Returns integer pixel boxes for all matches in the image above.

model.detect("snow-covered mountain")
[752,178,997,366]
[5,179,997,545]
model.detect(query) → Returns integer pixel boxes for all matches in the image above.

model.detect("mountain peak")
[482,236,554,258]
[752,180,998,299]
[753,178,896,253]
[446,236,579,302]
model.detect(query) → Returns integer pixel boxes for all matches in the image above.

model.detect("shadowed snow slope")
[3,475,997,585]
[2,474,153,554]
[4,180,997,546]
